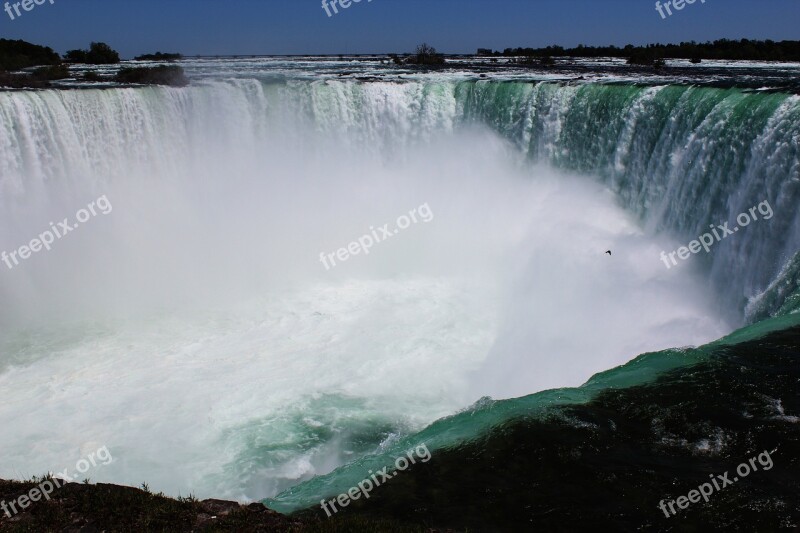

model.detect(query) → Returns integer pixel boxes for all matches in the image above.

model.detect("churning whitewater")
[1,70,798,502]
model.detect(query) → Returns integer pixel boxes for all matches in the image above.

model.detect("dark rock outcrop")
[134,52,183,62]
[114,65,190,87]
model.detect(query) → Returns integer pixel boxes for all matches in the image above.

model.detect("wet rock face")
[114,65,190,87]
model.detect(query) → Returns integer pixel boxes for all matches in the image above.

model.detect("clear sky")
[1,0,798,57]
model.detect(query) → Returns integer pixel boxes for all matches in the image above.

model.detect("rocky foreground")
[0,480,298,532]
[0,478,448,532]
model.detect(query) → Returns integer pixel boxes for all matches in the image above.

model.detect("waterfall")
[3,80,797,320]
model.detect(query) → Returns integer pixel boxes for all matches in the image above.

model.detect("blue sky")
[1,0,798,57]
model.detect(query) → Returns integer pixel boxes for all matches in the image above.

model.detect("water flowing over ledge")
[2,79,798,320]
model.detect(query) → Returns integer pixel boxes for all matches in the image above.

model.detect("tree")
[411,43,445,66]
[64,49,88,63]
[86,42,120,64]
[0,38,60,71]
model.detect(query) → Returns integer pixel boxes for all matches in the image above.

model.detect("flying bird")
[605,250,612,255]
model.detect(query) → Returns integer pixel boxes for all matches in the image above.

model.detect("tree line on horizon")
[484,39,800,62]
